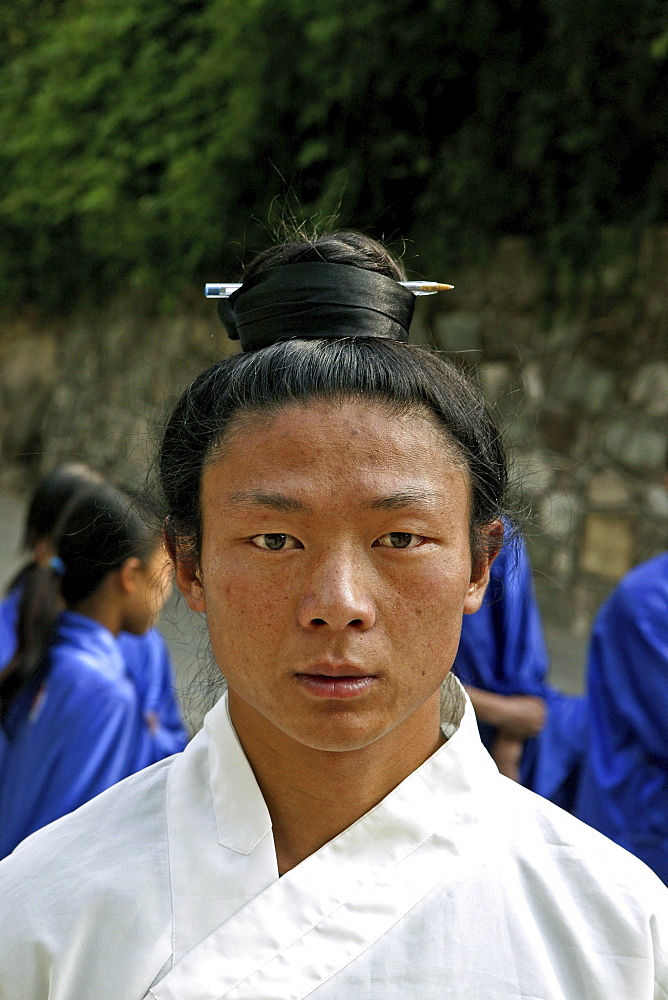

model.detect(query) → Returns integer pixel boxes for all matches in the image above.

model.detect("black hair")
[5,463,104,596]
[22,463,103,551]
[158,231,512,575]
[0,482,158,732]
[241,231,407,281]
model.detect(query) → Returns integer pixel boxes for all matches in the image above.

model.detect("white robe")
[0,675,666,1000]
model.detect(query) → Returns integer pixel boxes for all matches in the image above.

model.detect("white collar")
[162,674,500,989]
[203,695,273,854]
[203,672,490,856]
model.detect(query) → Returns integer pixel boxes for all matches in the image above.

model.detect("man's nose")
[296,549,376,631]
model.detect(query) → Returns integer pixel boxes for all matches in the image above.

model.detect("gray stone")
[433,312,482,353]
[603,422,667,474]
[539,491,582,541]
[553,546,574,577]
[0,333,57,389]
[545,318,580,349]
[512,448,555,494]
[579,513,634,581]
[558,357,614,414]
[479,362,513,402]
[523,361,544,405]
[501,411,533,449]
[628,362,668,416]
[646,484,668,519]
[587,470,633,508]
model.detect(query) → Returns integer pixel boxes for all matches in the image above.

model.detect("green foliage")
[1,0,668,310]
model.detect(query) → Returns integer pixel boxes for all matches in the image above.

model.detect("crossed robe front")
[0,675,665,1000]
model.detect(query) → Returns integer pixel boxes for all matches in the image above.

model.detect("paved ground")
[0,489,586,732]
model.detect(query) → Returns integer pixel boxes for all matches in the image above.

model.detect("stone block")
[479,362,513,403]
[538,408,580,456]
[603,422,667,475]
[645,484,668,520]
[557,357,614,414]
[433,312,482,353]
[483,314,535,353]
[512,448,555,494]
[571,578,617,637]
[1,334,58,390]
[545,318,580,349]
[523,361,544,405]
[580,514,634,580]
[553,546,574,577]
[539,491,582,542]
[502,412,533,449]
[587,470,633,508]
[628,362,668,416]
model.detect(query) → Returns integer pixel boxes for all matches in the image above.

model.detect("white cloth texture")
[0,674,666,1000]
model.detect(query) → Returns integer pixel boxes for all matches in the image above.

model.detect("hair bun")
[217,262,415,352]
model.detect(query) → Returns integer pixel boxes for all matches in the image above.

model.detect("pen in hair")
[204,281,453,299]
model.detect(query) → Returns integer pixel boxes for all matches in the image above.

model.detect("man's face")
[176,398,495,754]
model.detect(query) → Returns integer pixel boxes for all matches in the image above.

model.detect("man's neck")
[228,692,445,875]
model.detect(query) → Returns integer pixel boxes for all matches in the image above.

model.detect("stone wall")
[1,232,667,636]
[0,297,230,490]
[413,230,668,634]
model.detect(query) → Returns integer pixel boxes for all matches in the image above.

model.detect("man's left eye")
[251,533,300,550]
[374,532,423,549]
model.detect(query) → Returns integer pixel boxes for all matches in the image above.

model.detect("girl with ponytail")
[0,481,172,857]
[0,464,188,781]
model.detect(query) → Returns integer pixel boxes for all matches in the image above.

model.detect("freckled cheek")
[203,559,296,631]
[385,563,470,655]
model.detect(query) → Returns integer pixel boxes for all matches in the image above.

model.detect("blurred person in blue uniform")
[575,461,668,883]
[0,465,187,759]
[454,534,587,810]
[0,481,178,858]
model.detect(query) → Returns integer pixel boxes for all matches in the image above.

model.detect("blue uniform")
[0,594,15,671]
[0,612,161,858]
[454,539,587,809]
[118,629,188,760]
[575,552,668,884]
[0,586,187,761]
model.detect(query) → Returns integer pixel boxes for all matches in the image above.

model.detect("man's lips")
[297,661,374,678]
[294,663,377,699]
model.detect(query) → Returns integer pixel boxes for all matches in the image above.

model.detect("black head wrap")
[217,262,415,352]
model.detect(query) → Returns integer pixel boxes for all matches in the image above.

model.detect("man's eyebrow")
[223,490,308,513]
[365,489,443,511]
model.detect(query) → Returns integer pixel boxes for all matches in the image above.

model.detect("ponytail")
[0,483,156,733]
[0,562,63,730]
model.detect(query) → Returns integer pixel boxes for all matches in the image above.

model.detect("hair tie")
[49,556,66,576]
[214,262,417,353]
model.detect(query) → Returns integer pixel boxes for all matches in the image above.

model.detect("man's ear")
[463,519,504,616]
[164,523,206,613]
